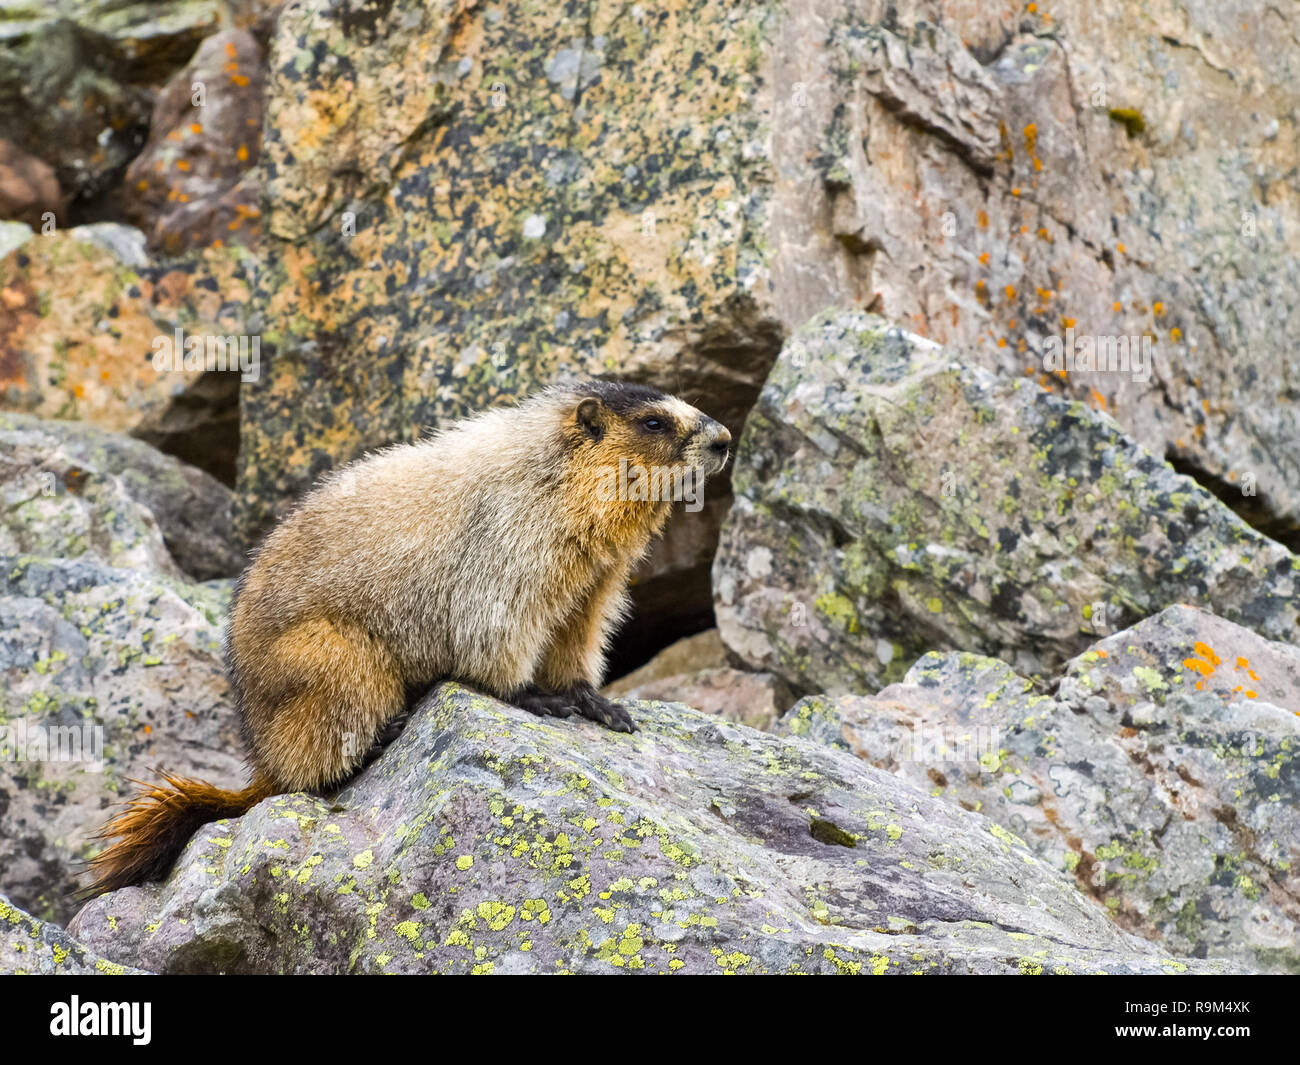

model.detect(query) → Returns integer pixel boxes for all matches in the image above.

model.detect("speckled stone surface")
[0,228,255,443]
[1,414,243,922]
[237,0,786,545]
[782,605,1300,972]
[68,682,1241,974]
[0,893,144,975]
[0,558,243,924]
[788,0,1300,541]
[1,411,244,580]
[713,310,1299,694]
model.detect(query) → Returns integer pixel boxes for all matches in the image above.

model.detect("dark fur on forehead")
[571,379,670,415]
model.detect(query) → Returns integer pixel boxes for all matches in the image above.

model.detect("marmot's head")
[557,380,731,514]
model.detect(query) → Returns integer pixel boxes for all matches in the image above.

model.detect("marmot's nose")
[703,419,731,454]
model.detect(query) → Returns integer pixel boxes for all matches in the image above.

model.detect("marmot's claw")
[516,688,576,719]
[571,686,637,734]
[516,683,637,733]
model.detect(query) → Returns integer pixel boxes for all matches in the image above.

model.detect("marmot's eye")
[641,417,666,433]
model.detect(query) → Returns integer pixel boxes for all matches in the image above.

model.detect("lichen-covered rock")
[0,17,153,212]
[782,605,1299,972]
[0,558,242,923]
[2,1,225,85]
[795,1,1300,543]
[0,411,243,580]
[0,229,253,483]
[0,893,145,975]
[714,310,1299,694]
[237,0,796,634]
[125,28,264,255]
[68,682,1239,974]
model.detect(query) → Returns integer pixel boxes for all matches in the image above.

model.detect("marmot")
[88,380,731,895]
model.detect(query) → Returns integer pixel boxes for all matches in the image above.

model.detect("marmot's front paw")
[569,683,638,734]
[515,686,576,720]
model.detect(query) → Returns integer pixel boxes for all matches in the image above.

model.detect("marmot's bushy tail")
[86,771,275,896]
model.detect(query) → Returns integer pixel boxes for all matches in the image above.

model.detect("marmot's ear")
[576,397,604,440]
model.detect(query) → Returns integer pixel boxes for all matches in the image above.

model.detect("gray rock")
[69,683,1238,974]
[0,411,244,581]
[794,1,1300,542]
[713,310,1299,694]
[0,892,146,975]
[0,558,243,923]
[69,223,148,269]
[781,606,1300,972]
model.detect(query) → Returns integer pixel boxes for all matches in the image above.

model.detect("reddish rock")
[124,29,265,254]
[0,140,64,230]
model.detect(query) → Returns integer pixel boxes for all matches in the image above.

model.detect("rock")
[0,558,243,923]
[713,310,1299,694]
[791,1,1300,544]
[782,606,1300,972]
[236,0,799,631]
[604,629,729,694]
[0,230,253,484]
[611,667,792,732]
[1,893,145,974]
[0,18,153,216]
[0,139,64,229]
[68,682,1238,974]
[124,29,264,255]
[0,411,244,580]
[4,2,227,85]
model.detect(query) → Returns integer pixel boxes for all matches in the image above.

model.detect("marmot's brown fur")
[88,380,730,895]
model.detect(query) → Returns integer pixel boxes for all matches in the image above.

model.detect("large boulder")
[0,229,253,484]
[782,605,1300,972]
[796,1,1300,544]
[1,411,243,580]
[1,893,144,974]
[713,310,1299,694]
[124,28,265,255]
[68,683,1238,974]
[0,414,244,921]
[0,558,242,923]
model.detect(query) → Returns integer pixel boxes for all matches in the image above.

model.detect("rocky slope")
[784,605,1300,972]
[0,416,244,923]
[68,682,1241,975]
[714,311,1298,693]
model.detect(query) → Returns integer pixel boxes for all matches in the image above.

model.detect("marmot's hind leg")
[248,617,406,792]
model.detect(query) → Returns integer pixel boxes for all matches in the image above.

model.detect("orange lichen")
[1193,642,1222,666]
